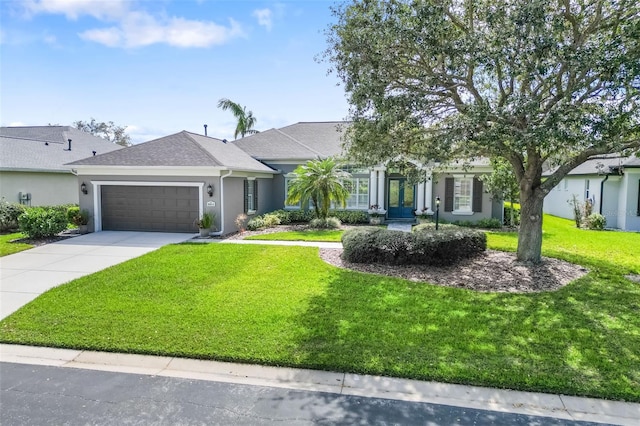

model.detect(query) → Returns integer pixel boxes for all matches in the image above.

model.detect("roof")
[68,131,275,173]
[232,121,348,161]
[545,153,639,176]
[0,126,123,172]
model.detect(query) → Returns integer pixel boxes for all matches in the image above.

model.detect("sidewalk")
[1,344,638,425]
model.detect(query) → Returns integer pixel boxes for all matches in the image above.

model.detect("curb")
[1,344,638,425]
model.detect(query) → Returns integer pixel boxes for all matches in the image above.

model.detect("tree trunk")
[517,189,545,263]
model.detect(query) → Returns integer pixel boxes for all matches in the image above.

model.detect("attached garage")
[101,185,199,232]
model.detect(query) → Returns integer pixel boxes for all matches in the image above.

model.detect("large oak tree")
[325,0,640,262]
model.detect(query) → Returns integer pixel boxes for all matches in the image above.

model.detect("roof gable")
[232,121,348,161]
[68,131,275,173]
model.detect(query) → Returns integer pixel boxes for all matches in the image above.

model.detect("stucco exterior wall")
[543,176,603,220]
[0,171,78,206]
[431,173,495,222]
[76,175,220,233]
[619,170,640,231]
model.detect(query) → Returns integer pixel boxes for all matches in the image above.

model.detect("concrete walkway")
[1,344,638,425]
[0,231,195,320]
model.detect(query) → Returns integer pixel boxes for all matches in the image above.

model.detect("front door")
[387,178,415,218]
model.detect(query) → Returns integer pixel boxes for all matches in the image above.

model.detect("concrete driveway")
[0,231,195,320]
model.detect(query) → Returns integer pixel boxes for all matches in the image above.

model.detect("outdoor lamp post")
[435,196,440,230]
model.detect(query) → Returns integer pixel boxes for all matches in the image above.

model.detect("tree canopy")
[73,118,131,147]
[325,0,640,262]
[217,98,259,139]
[286,158,351,219]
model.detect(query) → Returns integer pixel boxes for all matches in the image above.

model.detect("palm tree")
[217,98,259,139]
[286,158,351,219]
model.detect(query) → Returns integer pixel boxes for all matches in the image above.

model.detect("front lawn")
[245,229,343,242]
[0,233,33,257]
[488,215,640,273]
[1,219,639,400]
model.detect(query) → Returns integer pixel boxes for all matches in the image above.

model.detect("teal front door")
[387,178,415,218]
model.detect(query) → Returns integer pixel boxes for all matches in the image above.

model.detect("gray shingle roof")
[232,121,348,160]
[545,154,639,176]
[68,131,275,173]
[0,126,123,172]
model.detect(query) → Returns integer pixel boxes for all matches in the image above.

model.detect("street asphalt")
[0,362,607,426]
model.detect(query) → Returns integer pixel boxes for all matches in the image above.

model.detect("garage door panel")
[101,185,198,233]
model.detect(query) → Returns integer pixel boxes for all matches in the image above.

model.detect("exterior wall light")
[81,182,88,195]
[207,184,213,197]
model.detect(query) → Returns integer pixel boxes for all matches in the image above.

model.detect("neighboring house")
[0,126,122,206]
[67,131,276,233]
[67,122,501,235]
[543,154,640,231]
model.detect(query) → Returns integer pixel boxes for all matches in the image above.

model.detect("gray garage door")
[101,185,199,232]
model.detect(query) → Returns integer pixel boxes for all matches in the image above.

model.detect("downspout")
[211,170,233,236]
[599,175,609,215]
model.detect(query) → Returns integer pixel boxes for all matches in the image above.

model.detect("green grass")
[1,216,639,401]
[246,229,344,242]
[488,215,640,273]
[0,233,33,257]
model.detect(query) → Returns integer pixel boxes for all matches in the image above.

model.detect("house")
[68,122,502,234]
[543,154,640,231]
[0,126,123,206]
[68,131,276,233]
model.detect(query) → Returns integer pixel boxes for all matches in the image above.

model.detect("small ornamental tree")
[286,158,351,220]
[324,0,640,263]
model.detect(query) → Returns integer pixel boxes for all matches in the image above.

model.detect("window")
[284,177,300,209]
[445,177,483,214]
[244,179,258,214]
[454,177,473,212]
[343,177,369,209]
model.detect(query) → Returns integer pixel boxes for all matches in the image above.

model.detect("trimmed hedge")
[18,207,68,238]
[342,226,487,266]
[0,199,26,232]
[310,217,341,229]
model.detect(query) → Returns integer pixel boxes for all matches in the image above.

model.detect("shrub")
[413,222,458,232]
[503,205,520,226]
[329,209,369,224]
[286,209,314,223]
[246,217,266,231]
[343,227,486,266]
[586,213,606,230]
[0,199,26,232]
[18,207,68,238]
[270,210,292,224]
[67,206,90,226]
[476,218,503,229]
[262,213,281,227]
[235,213,248,232]
[310,217,341,229]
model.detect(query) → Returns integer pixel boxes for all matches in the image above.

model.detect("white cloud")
[79,13,245,48]
[25,0,128,20]
[25,0,245,49]
[8,121,27,127]
[252,8,273,31]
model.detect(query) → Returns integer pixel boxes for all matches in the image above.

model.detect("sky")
[0,0,349,143]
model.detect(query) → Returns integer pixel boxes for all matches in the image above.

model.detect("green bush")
[287,209,315,223]
[475,218,503,229]
[246,217,266,231]
[413,222,459,231]
[310,217,342,229]
[503,205,521,226]
[342,227,487,266]
[586,213,606,230]
[329,209,369,224]
[262,213,281,227]
[0,199,26,232]
[18,207,68,238]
